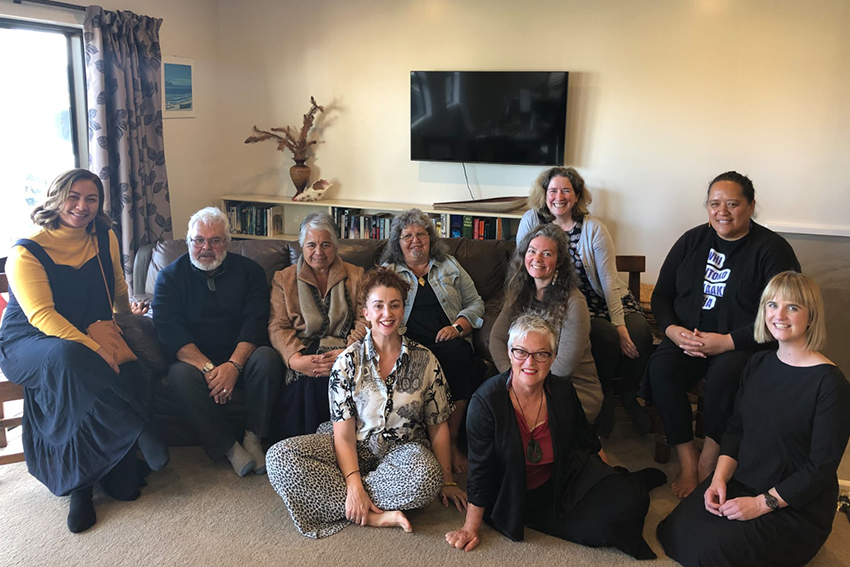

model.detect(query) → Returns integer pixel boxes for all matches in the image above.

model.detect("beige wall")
[214,0,850,281]
[1,0,220,238]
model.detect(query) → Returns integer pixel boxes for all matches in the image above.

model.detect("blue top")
[152,252,271,363]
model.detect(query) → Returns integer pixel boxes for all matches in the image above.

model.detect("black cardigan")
[651,221,800,351]
[466,371,614,542]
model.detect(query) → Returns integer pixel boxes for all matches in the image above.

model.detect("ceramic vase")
[289,159,311,198]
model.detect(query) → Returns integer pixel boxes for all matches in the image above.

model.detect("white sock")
[225,442,255,477]
[242,431,266,475]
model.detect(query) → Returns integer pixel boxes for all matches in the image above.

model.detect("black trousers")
[590,312,653,394]
[646,338,752,445]
[167,346,282,459]
[524,473,654,559]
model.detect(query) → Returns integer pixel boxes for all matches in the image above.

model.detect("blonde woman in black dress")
[658,271,850,566]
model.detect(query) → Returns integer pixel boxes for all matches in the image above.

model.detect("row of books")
[225,203,286,237]
[331,208,514,240]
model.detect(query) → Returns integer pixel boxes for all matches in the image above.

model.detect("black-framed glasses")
[510,348,552,362]
[190,237,225,248]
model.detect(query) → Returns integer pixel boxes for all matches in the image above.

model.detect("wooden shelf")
[220,195,526,241]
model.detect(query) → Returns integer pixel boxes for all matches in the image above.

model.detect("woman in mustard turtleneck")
[0,169,167,533]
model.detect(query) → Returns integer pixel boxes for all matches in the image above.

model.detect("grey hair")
[299,212,339,249]
[187,206,231,242]
[379,207,447,265]
[507,310,559,354]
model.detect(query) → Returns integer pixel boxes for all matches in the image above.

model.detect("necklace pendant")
[418,275,426,286]
[526,438,542,464]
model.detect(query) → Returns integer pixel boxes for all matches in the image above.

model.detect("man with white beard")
[153,207,282,477]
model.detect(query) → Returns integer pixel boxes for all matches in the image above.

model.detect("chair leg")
[646,405,672,464]
[693,393,705,440]
[0,401,7,449]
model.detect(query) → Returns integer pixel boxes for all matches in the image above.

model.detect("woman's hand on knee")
[617,325,640,359]
[445,527,480,551]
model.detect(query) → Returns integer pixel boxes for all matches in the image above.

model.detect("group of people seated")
[1,166,847,566]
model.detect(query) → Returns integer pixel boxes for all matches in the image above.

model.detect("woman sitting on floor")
[266,267,467,538]
[0,169,167,533]
[446,311,665,558]
[657,271,850,566]
[269,212,366,438]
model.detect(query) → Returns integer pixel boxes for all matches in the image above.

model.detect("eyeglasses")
[400,231,429,243]
[510,348,552,362]
[190,237,225,248]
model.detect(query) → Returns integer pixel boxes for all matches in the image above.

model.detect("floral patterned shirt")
[328,329,454,454]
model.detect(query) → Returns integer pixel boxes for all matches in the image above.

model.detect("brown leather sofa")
[126,237,514,445]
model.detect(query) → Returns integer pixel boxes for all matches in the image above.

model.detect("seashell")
[292,179,332,202]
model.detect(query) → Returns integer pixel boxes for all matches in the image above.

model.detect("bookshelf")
[220,195,528,241]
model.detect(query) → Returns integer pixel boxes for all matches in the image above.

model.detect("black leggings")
[524,473,654,559]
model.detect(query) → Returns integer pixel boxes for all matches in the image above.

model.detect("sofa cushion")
[445,238,512,302]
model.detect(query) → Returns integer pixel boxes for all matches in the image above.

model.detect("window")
[0,19,87,255]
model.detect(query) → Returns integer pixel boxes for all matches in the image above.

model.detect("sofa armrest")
[133,243,156,297]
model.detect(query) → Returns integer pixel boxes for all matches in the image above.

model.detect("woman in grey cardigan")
[516,167,653,435]
[490,224,603,424]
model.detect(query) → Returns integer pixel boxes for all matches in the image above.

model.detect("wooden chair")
[614,256,705,463]
[0,271,25,465]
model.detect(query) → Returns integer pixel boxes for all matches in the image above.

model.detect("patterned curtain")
[83,6,172,293]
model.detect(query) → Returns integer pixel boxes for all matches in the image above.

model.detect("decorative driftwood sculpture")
[245,97,325,197]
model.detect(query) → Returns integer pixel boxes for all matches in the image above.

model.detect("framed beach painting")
[162,57,195,118]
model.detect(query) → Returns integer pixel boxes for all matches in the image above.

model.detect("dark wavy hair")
[31,169,112,232]
[529,166,592,223]
[706,171,755,204]
[504,223,578,324]
[359,266,412,308]
[379,208,447,266]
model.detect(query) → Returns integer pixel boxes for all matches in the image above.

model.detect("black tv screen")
[410,71,568,166]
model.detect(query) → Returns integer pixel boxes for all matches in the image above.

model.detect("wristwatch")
[763,491,779,511]
[202,361,215,374]
[453,323,464,337]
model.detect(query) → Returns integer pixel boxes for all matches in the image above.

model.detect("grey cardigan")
[517,211,629,326]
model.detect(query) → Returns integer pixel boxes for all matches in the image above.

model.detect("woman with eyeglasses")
[446,311,665,558]
[0,169,165,533]
[381,208,486,475]
[489,223,603,424]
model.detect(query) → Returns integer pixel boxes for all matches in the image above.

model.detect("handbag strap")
[92,229,118,323]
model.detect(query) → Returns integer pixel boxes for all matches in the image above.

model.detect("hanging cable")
[462,162,475,200]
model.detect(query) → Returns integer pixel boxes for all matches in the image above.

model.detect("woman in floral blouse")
[265,267,467,538]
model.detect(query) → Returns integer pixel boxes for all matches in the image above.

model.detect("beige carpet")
[2,416,849,567]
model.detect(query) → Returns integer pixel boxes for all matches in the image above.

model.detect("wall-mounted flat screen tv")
[410,71,568,166]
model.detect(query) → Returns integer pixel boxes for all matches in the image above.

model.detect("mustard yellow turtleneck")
[5,224,131,351]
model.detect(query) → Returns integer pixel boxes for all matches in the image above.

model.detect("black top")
[721,351,850,529]
[152,252,270,363]
[652,221,800,350]
[466,371,613,542]
[405,276,450,345]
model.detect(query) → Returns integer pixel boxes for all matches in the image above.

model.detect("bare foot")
[368,510,412,532]
[451,443,468,475]
[671,471,699,499]
[672,440,700,499]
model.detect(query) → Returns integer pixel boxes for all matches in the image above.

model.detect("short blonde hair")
[754,271,826,351]
[528,166,592,223]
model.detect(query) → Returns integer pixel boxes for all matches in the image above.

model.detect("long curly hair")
[528,166,592,224]
[31,169,112,232]
[379,208,447,266]
[504,223,577,325]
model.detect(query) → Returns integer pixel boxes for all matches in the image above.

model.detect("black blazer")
[466,371,614,542]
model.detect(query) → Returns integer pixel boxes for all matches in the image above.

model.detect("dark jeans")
[590,312,653,394]
[167,346,282,459]
[647,338,752,445]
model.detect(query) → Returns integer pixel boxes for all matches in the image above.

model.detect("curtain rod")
[12,0,87,12]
